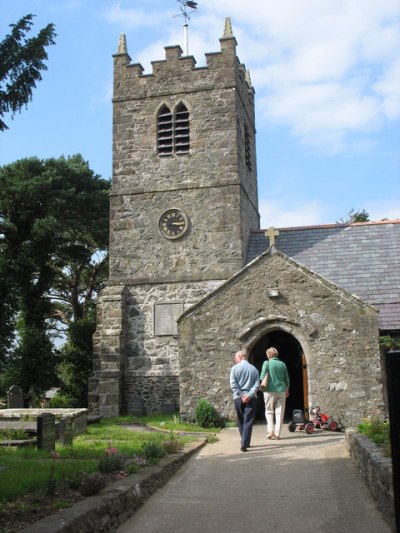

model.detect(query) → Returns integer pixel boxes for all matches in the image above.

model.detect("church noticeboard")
[154,302,184,336]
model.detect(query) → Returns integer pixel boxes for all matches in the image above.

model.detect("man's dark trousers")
[234,396,258,449]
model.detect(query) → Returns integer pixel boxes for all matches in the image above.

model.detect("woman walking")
[260,347,290,440]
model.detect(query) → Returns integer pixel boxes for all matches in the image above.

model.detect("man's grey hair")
[236,349,248,360]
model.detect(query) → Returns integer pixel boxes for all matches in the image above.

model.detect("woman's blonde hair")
[266,347,278,358]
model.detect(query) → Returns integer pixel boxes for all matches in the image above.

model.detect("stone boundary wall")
[345,429,394,530]
[20,439,205,533]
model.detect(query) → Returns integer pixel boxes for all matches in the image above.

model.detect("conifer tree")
[0,14,56,131]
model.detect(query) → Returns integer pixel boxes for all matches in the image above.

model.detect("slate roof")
[246,220,400,332]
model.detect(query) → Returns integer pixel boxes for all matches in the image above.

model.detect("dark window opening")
[245,124,252,171]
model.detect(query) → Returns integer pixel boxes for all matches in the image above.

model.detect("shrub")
[142,441,166,461]
[49,393,73,408]
[357,418,391,456]
[98,443,125,473]
[379,335,400,351]
[0,429,31,441]
[162,434,184,454]
[195,398,223,429]
[98,453,124,473]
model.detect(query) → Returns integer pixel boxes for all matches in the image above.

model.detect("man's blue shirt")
[230,360,260,400]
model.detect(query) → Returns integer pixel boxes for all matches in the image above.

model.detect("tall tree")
[0,155,109,399]
[0,14,56,131]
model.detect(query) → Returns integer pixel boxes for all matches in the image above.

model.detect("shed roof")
[246,220,400,332]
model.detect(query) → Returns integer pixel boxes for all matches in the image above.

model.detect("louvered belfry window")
[157,103,190,156]
[157,105,173,156]
[244,124,252,171]
[174,103,190,155]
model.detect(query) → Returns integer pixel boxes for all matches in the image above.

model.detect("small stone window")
[157,103,190,156]
[244,124,252,171]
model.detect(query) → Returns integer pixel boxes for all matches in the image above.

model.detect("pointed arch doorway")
[250,330,308,420]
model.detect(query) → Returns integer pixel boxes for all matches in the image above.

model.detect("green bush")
[98,453,124,473]
[49,393,73,408]
[0,429,31,441]
[195,398,223,429]
[142,441,166,461]
[162,434,184,454]
[357,418,391,456]
[379,335,400,351]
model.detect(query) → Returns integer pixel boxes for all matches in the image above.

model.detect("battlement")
[113,18,254,101]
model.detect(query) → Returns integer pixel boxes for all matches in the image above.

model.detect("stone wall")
[91,279,226,415]
[178,249,385,426]
[346,429,394,529]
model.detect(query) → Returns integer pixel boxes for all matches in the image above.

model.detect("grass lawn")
[0,413,217,532]
[0,414,218,502]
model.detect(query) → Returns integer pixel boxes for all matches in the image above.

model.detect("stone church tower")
[89,19,260,416]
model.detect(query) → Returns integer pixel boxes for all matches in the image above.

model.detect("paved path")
[118,423,392,533]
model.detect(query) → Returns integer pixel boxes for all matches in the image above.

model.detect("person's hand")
[241,395,251,404]
[286,391,289,397]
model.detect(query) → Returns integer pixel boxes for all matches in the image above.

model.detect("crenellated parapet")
[113,17,254,102]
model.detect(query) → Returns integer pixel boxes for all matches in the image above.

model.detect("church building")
[89,19,400,427]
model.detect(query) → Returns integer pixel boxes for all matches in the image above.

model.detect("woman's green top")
[260,357,290,393]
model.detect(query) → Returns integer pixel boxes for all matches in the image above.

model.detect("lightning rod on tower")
[175,0,198,56]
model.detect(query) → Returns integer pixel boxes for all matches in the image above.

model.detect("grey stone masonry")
[178,248,385,427]
[90,21,260,417]
[110,27,259,286]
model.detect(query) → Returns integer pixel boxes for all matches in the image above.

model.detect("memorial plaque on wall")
[154,302,184,335]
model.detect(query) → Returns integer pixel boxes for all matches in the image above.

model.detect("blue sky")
[1,0,399,228]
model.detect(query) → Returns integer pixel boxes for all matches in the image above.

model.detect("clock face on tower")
[159,208,189,240]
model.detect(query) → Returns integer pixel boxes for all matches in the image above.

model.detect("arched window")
[157,105,173,156]
[157,103,190,156]
[174,103,190,155]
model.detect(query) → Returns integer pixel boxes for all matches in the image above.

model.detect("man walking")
[229,350,260,452]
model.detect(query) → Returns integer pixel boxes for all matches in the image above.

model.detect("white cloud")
[106,0,400,152]
[104,1,174,29]
[373,59,400,120]
[365,199,400,222]
[259,198,327,228]
[199,0,400,153]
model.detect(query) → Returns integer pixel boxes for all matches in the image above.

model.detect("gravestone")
[58,417,74,446]
[37,413,55,451]
[7,385,24,408]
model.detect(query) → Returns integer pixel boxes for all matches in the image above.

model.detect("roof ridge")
[254,219,400,233]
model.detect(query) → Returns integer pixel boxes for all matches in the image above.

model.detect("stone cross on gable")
[265,226,280,247]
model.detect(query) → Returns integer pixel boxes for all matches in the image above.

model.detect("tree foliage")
[0,14,56,131]
[337,208,370,224]
[0,155,110,400]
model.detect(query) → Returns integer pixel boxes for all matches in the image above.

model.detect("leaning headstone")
[37,413,55,451]
[7,385,24,408]
[58,417,74,446]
